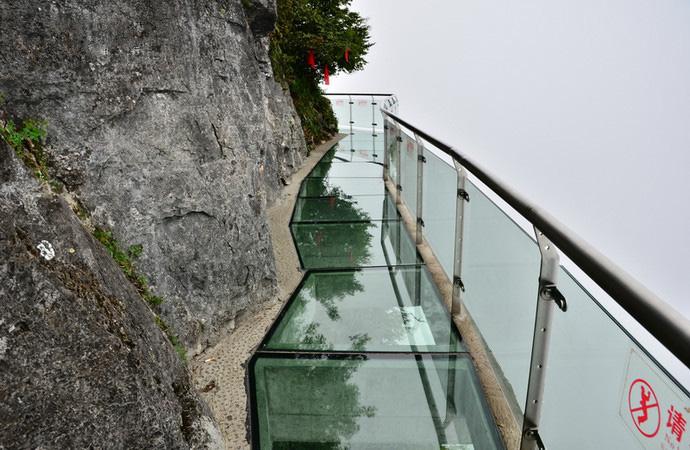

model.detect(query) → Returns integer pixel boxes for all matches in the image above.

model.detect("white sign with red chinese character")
[620,349,690,449]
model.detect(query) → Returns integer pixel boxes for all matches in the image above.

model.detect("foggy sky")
[327,0,690,322]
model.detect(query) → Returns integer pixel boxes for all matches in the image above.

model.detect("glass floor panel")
[264,267,463,352]
[299,177,385,197]
[309,161,383,178]
[251,354,504,450]
[323,145,383,163]
[291,220,420,269]
[292,194,397,223]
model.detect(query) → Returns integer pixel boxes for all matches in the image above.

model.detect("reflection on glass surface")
[292,220,420,269]
[461,181,541,428]
[300,177,385,197]
[322,132,384,163]
[266,267,464,352]
[309,161,383,178]
[293,194,397,223]
[253,355,504,450]
[399,133,418,218]
[422,149,457,277]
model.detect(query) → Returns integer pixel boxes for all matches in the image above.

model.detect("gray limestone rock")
[0,0,307,352]
[0,142,224,449]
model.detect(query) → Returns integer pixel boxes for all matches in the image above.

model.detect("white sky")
[327,0,690,322]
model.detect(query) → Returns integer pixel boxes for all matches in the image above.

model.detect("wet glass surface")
[265,267,464,353]
[309,161,383,178]
[292,194,397,223]
[253,355,503,450]
[291,220,420,269]
[299,177,385,197]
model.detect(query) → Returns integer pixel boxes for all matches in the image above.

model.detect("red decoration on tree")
[345,48,350,63]
[307,49,316,69]
[324,64,330,85]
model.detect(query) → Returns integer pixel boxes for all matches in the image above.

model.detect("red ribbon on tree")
[345,48,350,63]
[324,64,330,85]
[307,49,316,69]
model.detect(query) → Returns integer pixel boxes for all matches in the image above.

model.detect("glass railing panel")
[264,267,463,352]
[350,97,375,131]
[538,267,690,449]
[252,354,504,450]
[399,132,418,218]
[387,125,400,188]
[461,180,542,428]
[291,220,420,269]
[422,148,457,277]
[292,194,397,223]
[331,95,351,131]
[299,177,385,197]
[309,161,382,178]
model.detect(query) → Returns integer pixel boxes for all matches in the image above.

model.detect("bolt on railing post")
[451,161,469,316]
[521,228,567,450]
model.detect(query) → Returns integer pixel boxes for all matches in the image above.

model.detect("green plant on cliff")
[93,227,187,360]
[0,117,54,182]
[269,0,371,147]
[93,228,164,308]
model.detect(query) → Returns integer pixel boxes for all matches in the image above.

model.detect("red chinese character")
[666,406,687,443]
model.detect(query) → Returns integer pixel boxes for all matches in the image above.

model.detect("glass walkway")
[250,95,690,450]
[249,140,504,448]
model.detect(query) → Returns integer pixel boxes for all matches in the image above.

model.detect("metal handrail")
[377,107,690,369]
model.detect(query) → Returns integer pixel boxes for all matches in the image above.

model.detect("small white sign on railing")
[619,349,690,449]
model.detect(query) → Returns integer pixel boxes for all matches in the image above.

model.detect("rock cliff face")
[0,0,307,352]
[0,0,308,446]
[0,142,223,448]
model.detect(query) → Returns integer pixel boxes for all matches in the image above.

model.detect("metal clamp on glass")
[523,428,546,450]
[457,188,470,202]
[541,284,567,312]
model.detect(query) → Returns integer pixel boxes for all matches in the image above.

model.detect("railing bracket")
[396,136,403,143]
[418,155,427,163]
[417,217,425,227]
[457,189,470,202]
[524,428,546,450]
[541,284,567,312]
[396,184,403,192]
[453,276,465,292]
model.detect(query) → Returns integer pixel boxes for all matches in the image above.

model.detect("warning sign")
[628,378,661,437]
[619,349,690,450]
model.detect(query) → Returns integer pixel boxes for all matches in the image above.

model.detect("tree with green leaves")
[270,0,372,147]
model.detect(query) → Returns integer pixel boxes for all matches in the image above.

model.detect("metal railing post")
[414,133,425,245]
[521,228,568,450]
[371,96,378,160]
[451,161,469,316]
[348,95,354,160]
[383,118,390,182]
[395,126,403,207]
